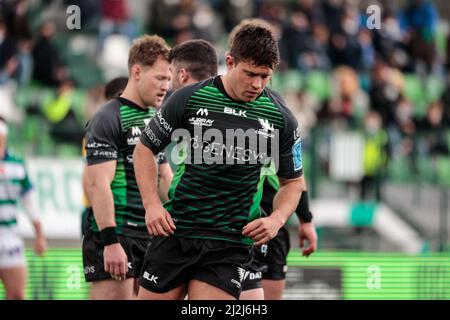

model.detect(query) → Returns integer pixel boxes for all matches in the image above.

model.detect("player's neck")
[220,74,239,101]
[120,85,146,109]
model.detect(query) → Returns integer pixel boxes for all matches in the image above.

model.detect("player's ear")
[180,68,189,85]
[225,53,235,70]
[131,64,141,81]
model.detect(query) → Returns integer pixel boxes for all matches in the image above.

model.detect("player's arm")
[244,89,305,245]
[84,107,128,280]
[243,176,304,246]
[81,138,91,205]
[86,161,116,230]
[134,86,192,237]
[21,188,47,256]
[134,142,175,236]
[295,181,318,257]
[158,162,173,203]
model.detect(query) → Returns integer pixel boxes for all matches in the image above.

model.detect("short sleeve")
[84,103,122,166]
[140,80,209,154]
[267,90,303,179]
[20,161,33,195]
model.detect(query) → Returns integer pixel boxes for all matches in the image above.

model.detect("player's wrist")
[143,196,163,211]
[100,226,119,246]
[296,191,313,223]
[270,210,287,228]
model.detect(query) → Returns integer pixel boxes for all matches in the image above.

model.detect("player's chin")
[151,99,163,108]
[148,95,165,108]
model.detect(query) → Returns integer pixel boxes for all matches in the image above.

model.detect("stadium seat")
[282,70,304,92]
[403,74,427,117]
[304,71,331,101]
[425,75,444,105]
[388,156,412,182]
[436,156,450,187]
[416,156,436,183]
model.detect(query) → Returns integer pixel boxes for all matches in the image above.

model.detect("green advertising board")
[1,249,449,300]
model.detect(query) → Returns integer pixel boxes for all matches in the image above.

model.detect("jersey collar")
[213,75,264,104]
[117,97,148,111]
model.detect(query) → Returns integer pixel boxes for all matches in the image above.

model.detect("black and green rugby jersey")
[84,97,167,239]
[0,152,33,230]
[260,174,280,217]
[140,76,303,245]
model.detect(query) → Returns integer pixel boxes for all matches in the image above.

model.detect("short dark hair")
[169,39,218,81]
[104,77,128,100]
[128,35,170,71]
[229,20,279,69]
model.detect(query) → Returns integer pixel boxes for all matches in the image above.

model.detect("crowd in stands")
[1,0,450,184]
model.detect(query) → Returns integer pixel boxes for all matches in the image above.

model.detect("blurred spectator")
[358,29,375,71]
[440,78,450,124]
[415,101,449,156]
[373,10,409,70]
[391,94,416,156]
[281,10,311,70]
[321,0,345,33]
[0,15,32,86]
[221,0,255,32]
[291,0,325,25]
[191,3,219,43]
[328,6,362,70]
[43,79,83,145]
[319,66,368,126]
[360,111,389,201]
[369,61,401,127]
[0,17,17,71]
[257,1,286,25]
[98,0,138,52]
[401,0,439,74]
[14,36,33,86]
[147,0,196,39]
[0,0,31,39]
[32,21,67,87]
[0,56,18,85]
[284,88,319,137]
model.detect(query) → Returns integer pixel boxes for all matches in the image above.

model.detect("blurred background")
[1,0,450,299]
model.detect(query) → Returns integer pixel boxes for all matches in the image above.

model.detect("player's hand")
[298,221,317,257]
[145,204,176,237]
[33,235,47,256]
[242,210,284,246]
[104,243,128,280]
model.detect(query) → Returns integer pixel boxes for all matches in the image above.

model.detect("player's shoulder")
[3,151,26,165]
[264,87,287,110]
[86,99,123,130]
[91,98,122,120]
[263,87,297,125]
[169,77,215,102]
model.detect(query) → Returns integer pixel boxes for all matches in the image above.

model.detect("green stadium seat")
[304,71,330,101]
[436,156,450,187]
[14,86,39,110]
[282,70,304,91]
[269,73,283,92]
[416,156,435,183]
[403,74,427,117]
[71,90,88,123]
[56,143,81,158]
[425,75,444,104]
[435,23,447,57]
[36,132,56,156]
[388,156,412,182]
